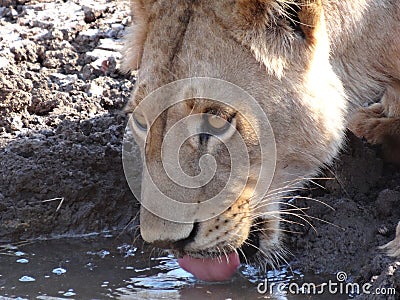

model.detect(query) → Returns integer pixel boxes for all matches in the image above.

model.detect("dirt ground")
[0,0,138,240]
[0,1,399,298]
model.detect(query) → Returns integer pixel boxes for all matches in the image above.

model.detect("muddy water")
[0,234,346,299]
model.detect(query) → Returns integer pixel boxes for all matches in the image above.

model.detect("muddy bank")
[0,0,399,298]
[286,133,400,298]
[0,0,138,241]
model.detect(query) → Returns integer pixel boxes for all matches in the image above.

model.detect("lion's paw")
[348,104,390,144]
[380,221,400,257]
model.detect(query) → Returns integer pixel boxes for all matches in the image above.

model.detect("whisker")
[250,213,308,230]
[272,211,317,233]
[251,226,303,235]
[237,247,249,265]
[281,195,335,211]
[254,199,308,212]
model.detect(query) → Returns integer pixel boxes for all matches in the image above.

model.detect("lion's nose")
[150,222,199,252]
[140,207,199,250]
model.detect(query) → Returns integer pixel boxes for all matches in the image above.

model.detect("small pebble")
[52,267,67,275]
[19,275,36,282]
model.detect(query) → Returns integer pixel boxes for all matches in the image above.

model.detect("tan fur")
[121,0,148,72]
[380,221,400,257]
[124,0,400,261]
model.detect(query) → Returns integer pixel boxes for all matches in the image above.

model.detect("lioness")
[123,0,400,281]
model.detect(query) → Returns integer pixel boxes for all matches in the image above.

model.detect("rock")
[98,38,124,52]
[86,48,121,62]
[83,6,103,23]
[10,40,40,63]
[79,28,101,39]
[10,114,24,131]
[0,56,10,69]
[86,82,104,97]
[49,73,78,87]
[85,48,121,74]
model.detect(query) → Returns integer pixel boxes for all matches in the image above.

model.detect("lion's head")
[123,0,347,281]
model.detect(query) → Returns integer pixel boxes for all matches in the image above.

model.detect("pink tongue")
[178,252,240,282]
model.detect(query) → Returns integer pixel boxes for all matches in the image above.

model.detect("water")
[0,234,346,299]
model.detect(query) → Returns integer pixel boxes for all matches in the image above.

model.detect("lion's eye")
[132,111,147,131]
[204,113,231,135]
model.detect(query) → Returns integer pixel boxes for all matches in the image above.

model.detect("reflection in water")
[0,234,342,299]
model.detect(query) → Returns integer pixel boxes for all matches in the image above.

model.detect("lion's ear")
[237,0,324,42]
[297,0,323,43]
[122,0,148,72]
